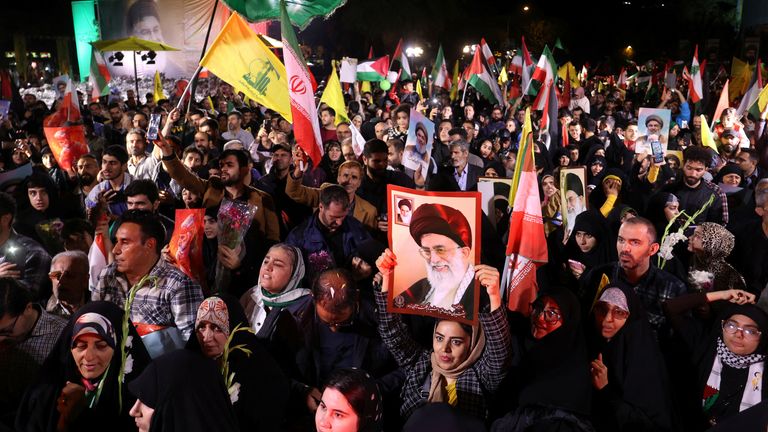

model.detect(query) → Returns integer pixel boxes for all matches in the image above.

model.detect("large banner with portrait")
[402,108,434,174]
[387,185,481,325]
[635,107,671,154]
[560,166,587,242]
[97,0,230,79]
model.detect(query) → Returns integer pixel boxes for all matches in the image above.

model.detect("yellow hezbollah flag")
[730,57,753,102]
[498,66,508,86]
[416,78,423,99]
[558,62,580,89]
[200,13,292,122]
[153,71,164,103]
[758,83,768,113]
[319,65,349,125]
[700,115,718,153]
[360,80,371,94]
[449,60,460,101]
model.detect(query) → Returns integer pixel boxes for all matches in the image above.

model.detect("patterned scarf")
[245,245,310,328]
[703,337,765,413]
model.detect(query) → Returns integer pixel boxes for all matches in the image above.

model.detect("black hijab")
[16,302,151,432]
[587,284,673,431]
[128,349,239,432]
[185,294,289,432]
[518,286,592,415]
[562,210,615,271]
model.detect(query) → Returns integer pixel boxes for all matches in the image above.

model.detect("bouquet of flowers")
[657,194,714,269]
[215,199,258,293]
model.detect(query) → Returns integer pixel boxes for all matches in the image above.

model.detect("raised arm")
[154,132,208,196]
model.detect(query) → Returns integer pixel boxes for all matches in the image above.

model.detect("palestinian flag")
[465,46,503,105]
[89,51,111,102]
[389,38,411,82]
[689,46,703,103]
[357,56,389,81]
[280,0,323,165]
[520,36,534,94]
[480,37,498,74]
[430,45,451,90]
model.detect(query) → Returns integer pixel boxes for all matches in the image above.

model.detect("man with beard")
[86,145,134,217]
[287,160,378,231]
[103,102,128,146]
[427,140,482,192]
[74,154,99,209]
[257,143,313,238]
[157,139,280,295]
[635,114,668,154]
[221,110,254,148]
[126,128,160,181]
[717,128,741,163]
[285,185,371,281]
[393,203,477,320]
[564,173,586,239]
[656,145,728,225]
[356,139,414,216]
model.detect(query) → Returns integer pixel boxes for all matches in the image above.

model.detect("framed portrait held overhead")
[386,185,482,325]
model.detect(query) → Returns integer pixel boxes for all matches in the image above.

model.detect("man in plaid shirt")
[92,210,203,342]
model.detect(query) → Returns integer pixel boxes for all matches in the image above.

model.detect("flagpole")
[133,51,140,101]
[187,0,220,114]
[176,65,203,111]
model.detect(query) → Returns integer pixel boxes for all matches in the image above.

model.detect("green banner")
[222,0,346,29]
[71,1,100,81]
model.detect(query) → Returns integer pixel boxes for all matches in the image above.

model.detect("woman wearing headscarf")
[560,210,615,283]
[16,302,151,432]
[687,223,746,294]
[492,286,595,432]
[128,349,239,432]
[588,285,674,431]
[540,172,562,237]
[318,140,344,184]
[663,288,767,429]
[315,368,383,432]
[240,243,312,339]
[186,295,289,431]
[373,249,512,423]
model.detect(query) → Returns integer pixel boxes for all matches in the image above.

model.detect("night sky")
[0,0,750,70]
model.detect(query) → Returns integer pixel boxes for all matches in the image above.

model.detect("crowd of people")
[1,47,768,432]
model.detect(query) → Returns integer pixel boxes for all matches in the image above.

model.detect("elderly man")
[635,114,668,154]
[427,139,482,192]
[394,203,477,320]
[46,251,89,319]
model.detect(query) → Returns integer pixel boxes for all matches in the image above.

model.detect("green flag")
[222,0,345,29]
[554,38,565,51]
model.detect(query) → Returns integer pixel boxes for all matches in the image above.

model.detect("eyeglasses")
[0,314,20,337]
[48,270,79,281]
[594,302,630,320]
[722,320,762,340]
[531,305,562,323]
[418,246,461,260]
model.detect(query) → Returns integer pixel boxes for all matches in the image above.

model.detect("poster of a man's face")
[388,185,481,324]
[403,108,434,174]
[395,197,413,226]
[635,108,671,154]
[561,168,587,242]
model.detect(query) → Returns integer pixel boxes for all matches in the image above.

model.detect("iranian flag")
[89,51,111,102]
[503,108,548,314]
[527,45,556,98]
[520,36,534,95]
[712,79,730,127]
[689,45,704,103]
[389,38,412,83]
[617,67,628,89]
[430,45,451,90]
[357,55,389,81]
[88,219,109,291]
[465,46,503,105]
[280,0,323,165]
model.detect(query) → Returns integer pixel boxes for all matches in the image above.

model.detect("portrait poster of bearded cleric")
[387,185,481,325]
[560,167,588,242]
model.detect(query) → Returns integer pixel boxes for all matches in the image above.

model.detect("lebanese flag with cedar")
[280,0,323,166]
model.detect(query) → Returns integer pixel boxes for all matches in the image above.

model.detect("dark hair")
[363,139,388,157]
[448,127,468,140]
[683,145,713,167]
[311,269,357,313]
[200,118,219,132]
[183,146,204,160]
[740,148,758,163]
[323,368,381,429]
[393,103,411,118]
[132,111,148,122]
[621,216,658,243]
[386,138,404,152]
[0,192,17,220]
[321,106,336,117]
[113,210,166,254]
[127,0,160,32]
[61,218,94,239]
[188,108,205,118]
[0,278,30,318]
[319,184,350,209]
[107,102,122,111]
[219,149,249,169]
[124,179,160,203]
[25,171,56,192]
[104,145,129,165]
[558,108,573,118]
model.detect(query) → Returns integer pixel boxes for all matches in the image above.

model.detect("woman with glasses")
[663,288,766,429]
[492,286,595,431]
[587,285,674,431]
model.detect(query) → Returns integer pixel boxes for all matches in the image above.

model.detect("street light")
[523,5,530,11]
[405,46,423,58]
